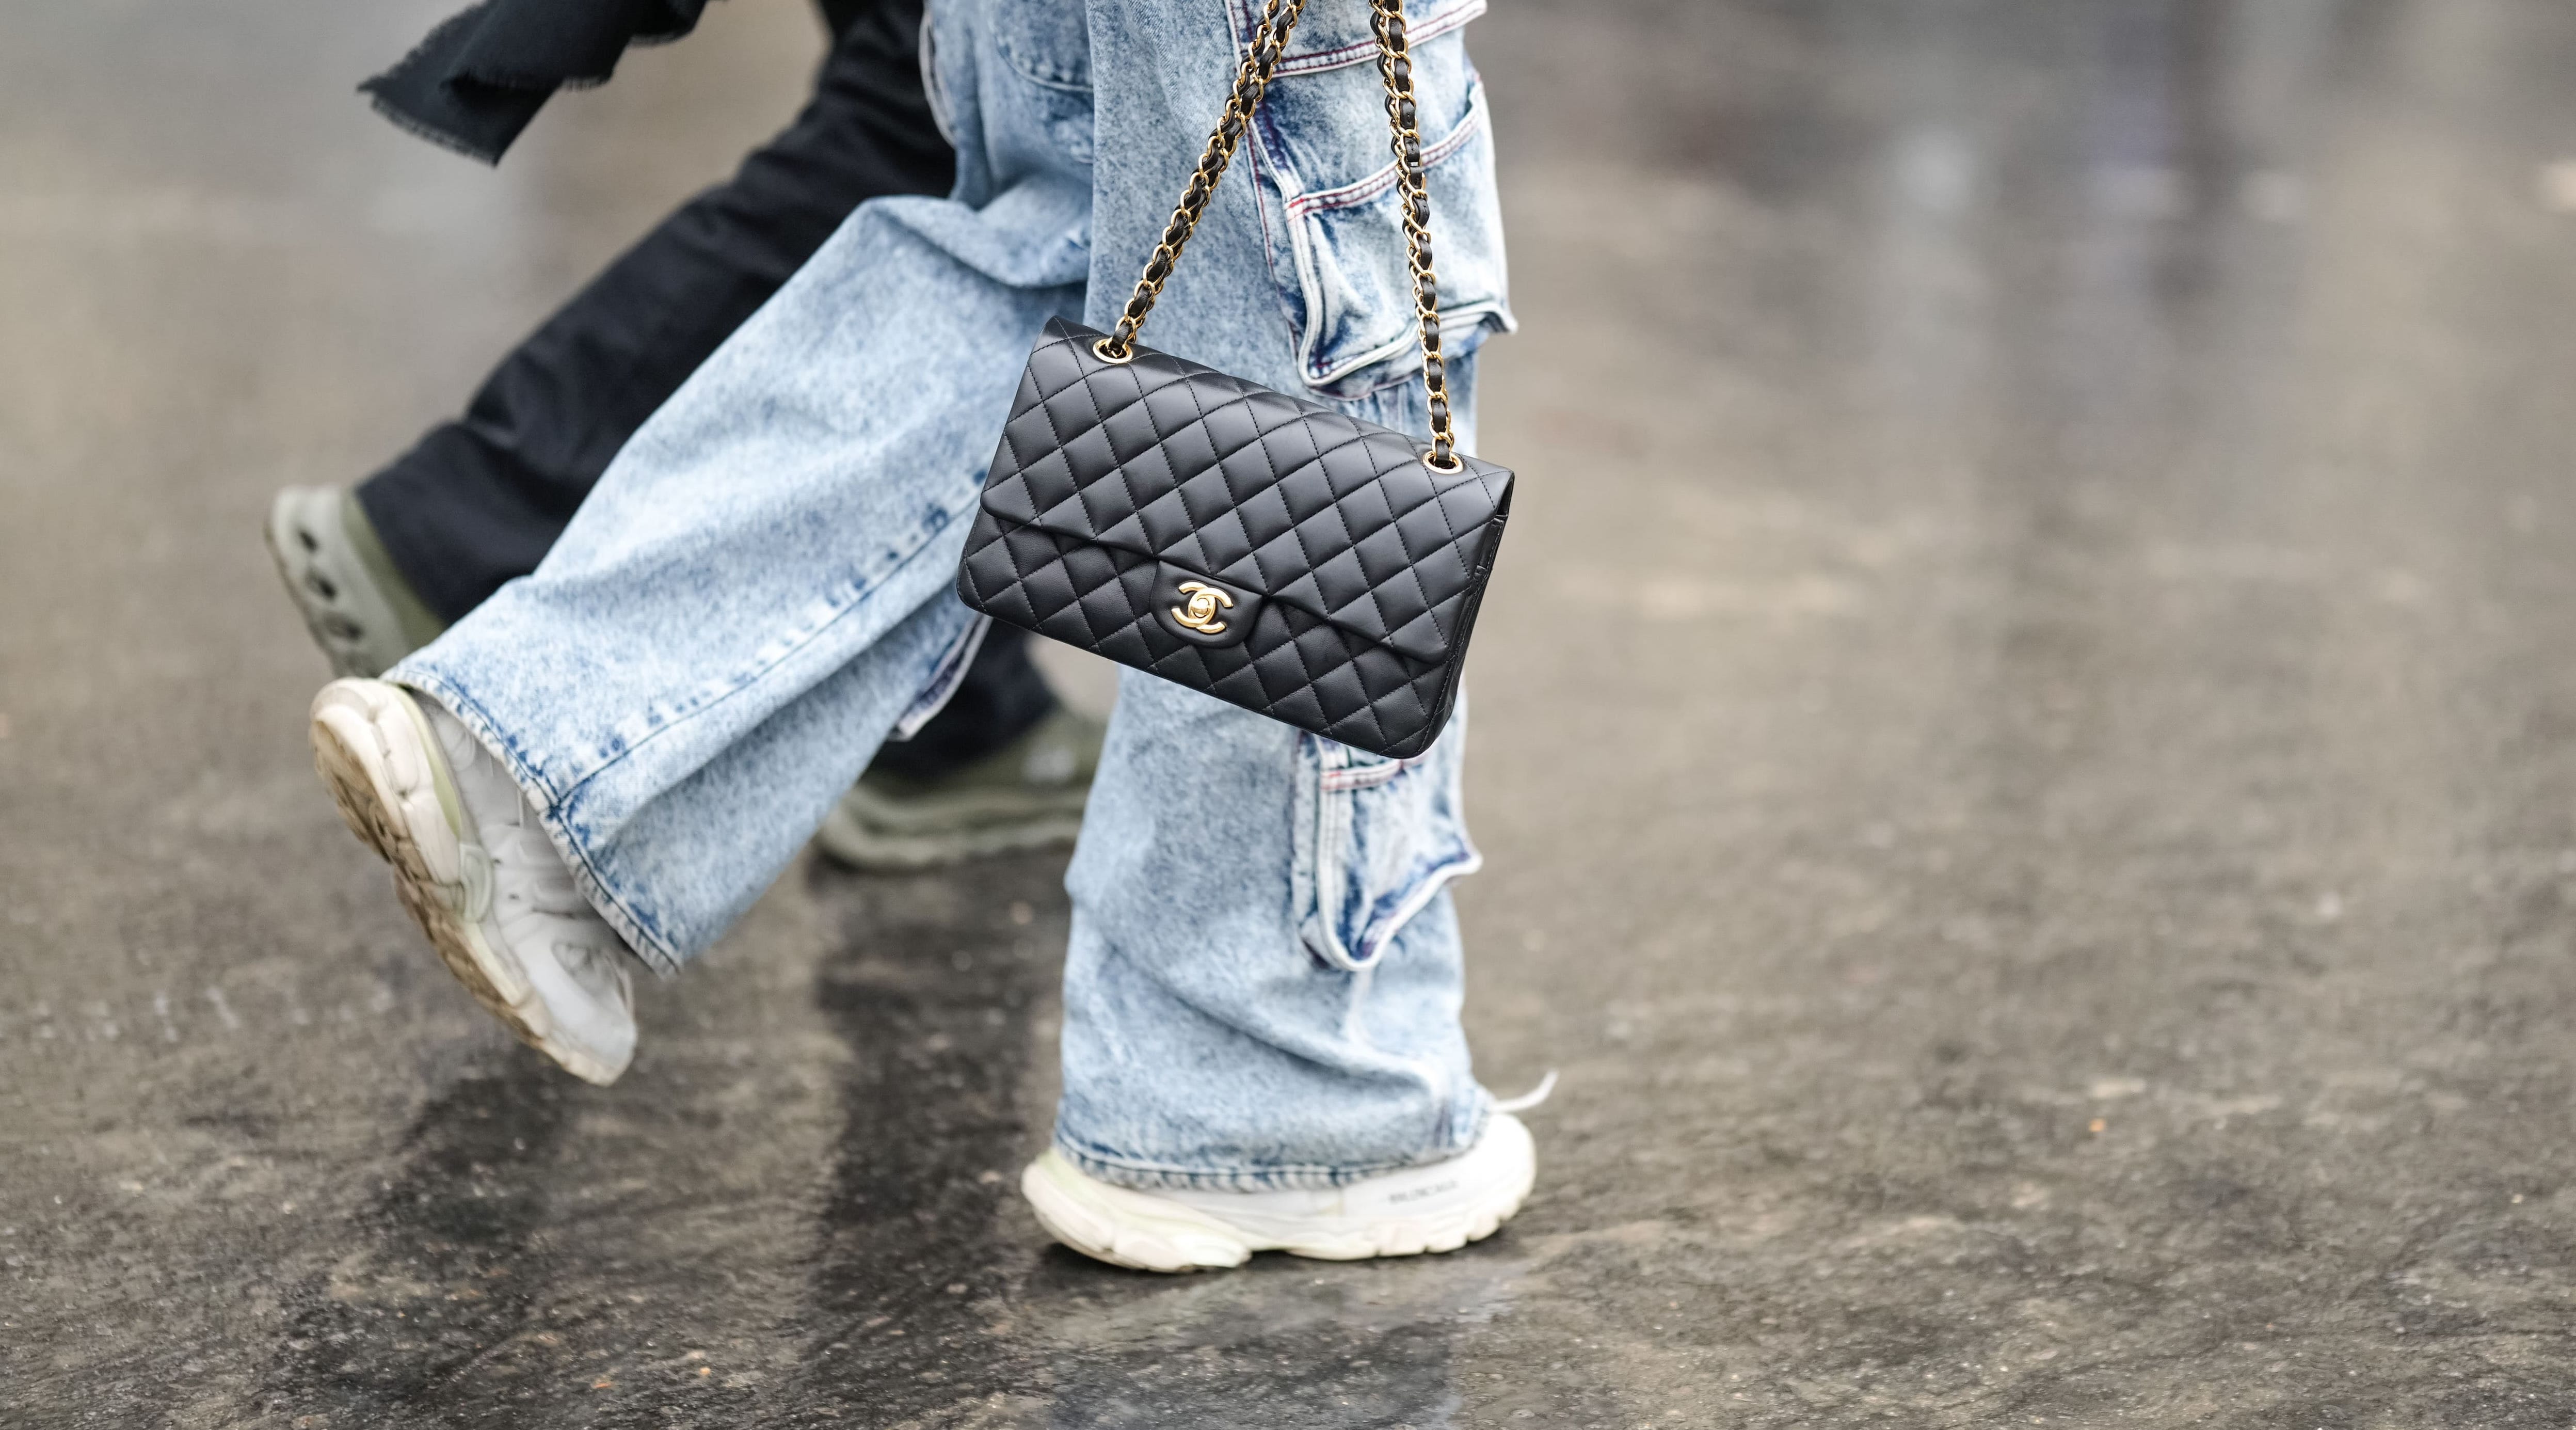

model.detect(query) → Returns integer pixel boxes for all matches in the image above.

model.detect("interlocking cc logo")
[1171,581,1234,635]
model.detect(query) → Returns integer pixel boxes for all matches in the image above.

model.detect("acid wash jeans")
[390,0,1516,1190]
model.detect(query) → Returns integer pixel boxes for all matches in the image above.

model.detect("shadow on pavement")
[250,852,1570,1428]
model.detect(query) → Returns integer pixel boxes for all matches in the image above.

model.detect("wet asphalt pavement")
[11,0,2576,1424]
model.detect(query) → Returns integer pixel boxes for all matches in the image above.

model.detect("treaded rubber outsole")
[308,684,620,1087]
[1020,1145,1532,1274]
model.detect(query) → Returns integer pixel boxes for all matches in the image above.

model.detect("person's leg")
[307,165,1082,1082]
[1053,672,1487,1189]
[355,0,953,619]
[1002,0,1527,1264]
[1017,367,1529,1269]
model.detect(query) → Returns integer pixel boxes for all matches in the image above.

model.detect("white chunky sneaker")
[1021,1113,1536,1273]
[308,678,638,1085]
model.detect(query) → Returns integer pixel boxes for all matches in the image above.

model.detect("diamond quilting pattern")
[957,319,1513,760]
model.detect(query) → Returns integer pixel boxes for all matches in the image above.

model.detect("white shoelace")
[1493,1070,1558,1113]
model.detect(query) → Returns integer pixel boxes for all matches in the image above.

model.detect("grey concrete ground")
[8,0,2576,1424]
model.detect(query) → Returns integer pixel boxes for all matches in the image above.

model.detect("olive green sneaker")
[264,487,449,678]
[815,705,1105,871]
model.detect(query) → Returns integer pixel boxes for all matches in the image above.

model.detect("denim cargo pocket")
[989,0,1095,163]
[1245,0,1514,400]
[1293,711,1481,973]
[991,0,1092,87]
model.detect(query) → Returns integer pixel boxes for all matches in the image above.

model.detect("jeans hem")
[1052,1086,1493,1193]
[387,494,980,978]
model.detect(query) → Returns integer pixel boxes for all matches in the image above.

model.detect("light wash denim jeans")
[391,0,1514,1190]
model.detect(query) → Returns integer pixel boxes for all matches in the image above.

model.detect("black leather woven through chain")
[955,319,1513,759]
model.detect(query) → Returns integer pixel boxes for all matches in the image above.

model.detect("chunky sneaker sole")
[815,707,1103,872]
[308,678,627,1085]
[814,793,1086,871]
[1021,1113,1535,1273]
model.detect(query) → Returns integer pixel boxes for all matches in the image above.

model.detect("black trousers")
[357,0,1055,776]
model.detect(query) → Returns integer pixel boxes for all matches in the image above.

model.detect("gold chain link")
[1368,0,1456,468]
[1100,0,1463,473]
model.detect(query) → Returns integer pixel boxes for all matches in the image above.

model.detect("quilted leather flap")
[979,319,1512,665]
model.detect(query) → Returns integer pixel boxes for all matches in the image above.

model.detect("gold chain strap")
[1096,0,1463,473]
[1096,0,1312,363]
[1367,0,1455,469]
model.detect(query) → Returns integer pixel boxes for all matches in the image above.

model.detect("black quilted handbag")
[954,0,1511,761]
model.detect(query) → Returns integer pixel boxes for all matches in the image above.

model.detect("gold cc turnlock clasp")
[1171,581,1234,634]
